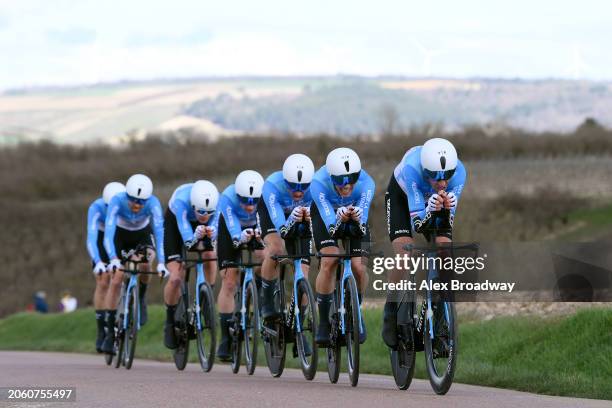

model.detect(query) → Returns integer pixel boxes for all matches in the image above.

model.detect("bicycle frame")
[336,240,364,337]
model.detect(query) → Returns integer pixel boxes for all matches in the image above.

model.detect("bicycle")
[390,217,478,394]
[171,240,217,371]
[317,236,366,387]
[264,223,318,379]
[104,244,157,370]
[228,238,262,375]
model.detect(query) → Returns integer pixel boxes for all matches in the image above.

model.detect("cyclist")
[101,174,169,354]
[216,170,265,361]
[86,181,126,353]
[162,180,219,350]
[310,147,375,346]
[382,137,466,349]
[258,154,315,351]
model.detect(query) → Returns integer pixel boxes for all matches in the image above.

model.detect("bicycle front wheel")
[263,278,286,378]
[344,275,360,387]
[424,299,457,395]
[244,279,259,375]
[196,283,216,372]
[326,297,340,384]
[123,285,139,370]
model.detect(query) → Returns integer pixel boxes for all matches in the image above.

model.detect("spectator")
[34,291,48,314]
[59,290,78,313]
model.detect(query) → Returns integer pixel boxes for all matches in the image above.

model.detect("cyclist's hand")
[289,206,303,222]
[336,206,351,222]
[444,192,457,210]
[240,228,254,244]
[107,258,122,273]
[427,194,444,212]
[157,263,170,279]
[254,228,262,241]
[350,206,363,222]
[93,261,106,275]
[205,225,216,238]
[193,225,207,240]
[303,207,311,222]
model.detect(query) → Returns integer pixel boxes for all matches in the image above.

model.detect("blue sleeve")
[448,162,467,216]
[357,173,376,224]
[104,197,120,260]
[86,203,102,263]
[170,198,194,243]
[401,167,428,232]
[219,196,241,241]
[263,182,287,231]
[311,180,336,229]
[150,197,165,263]
[208,211,219,241]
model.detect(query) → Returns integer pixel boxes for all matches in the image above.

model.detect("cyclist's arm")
[208,211,219,241]
[310,179,337,233]
[219,196,242,245]
[262,182,288,231]
[447,162,467,216]
[170,198,195,243]
[357,171,376,224]
[400,167,431,233]
[150,196,165,263]
[86,203,102,263]
[103,196,120,260]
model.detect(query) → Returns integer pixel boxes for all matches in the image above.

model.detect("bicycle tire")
[390,327,416,390]
[244,279,259,375]
[124,285,139,370]
[296,278,318,381]
[345,275,360,387]
[264,277,286,378]
[196,283,216,372]
[173,294,189,371]
[326,296,341,384]
[424,300,457,395]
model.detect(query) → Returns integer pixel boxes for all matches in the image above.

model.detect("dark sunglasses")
[237,195,260,206]
[423,168,456,181]
[195,208,215,216]
[127,195,147,205]
[331,171,360,187]
[285,180,311,192]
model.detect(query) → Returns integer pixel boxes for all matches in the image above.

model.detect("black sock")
[384,300,398,317]
[316,293,333,325]
[254,274,263,293]
[219,313,233,339]
[95,310,106,331]
[106,310,116,327]
[166,304,177,323]
[261,278,277,305]
[139,282,148,302]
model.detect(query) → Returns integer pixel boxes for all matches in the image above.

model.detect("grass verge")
[0,306,610,400]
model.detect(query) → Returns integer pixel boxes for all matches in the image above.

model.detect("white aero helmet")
[235,170,264,205]
[420,138,458,181]
[126,174,153,200]
[102,182,126,205]
[190,180,219,213]
[326,147,361,186]
[282,153,315,192]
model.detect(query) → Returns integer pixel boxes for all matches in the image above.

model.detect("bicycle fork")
[338,259,364,336]
[194,263,205,331]
[123,275,139,330]
[240,267,254,330]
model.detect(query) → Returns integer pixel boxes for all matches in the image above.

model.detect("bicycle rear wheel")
[173,294,190,371]
[344,275,360,387]
[244,279,259,375]
[296,278,318,380]
[196,283,216,372]
[424,299,457,395]
[123,286,139,370]
[264,278,286,377]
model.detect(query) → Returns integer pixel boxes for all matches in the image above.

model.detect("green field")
[0,306,610,400]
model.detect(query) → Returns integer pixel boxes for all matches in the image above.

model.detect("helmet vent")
[297,170,303,182]
[137,188,142,196]
[344,160,350,172]
[205,198,209,207]
[249,186,253,195]
[440,156,446,170]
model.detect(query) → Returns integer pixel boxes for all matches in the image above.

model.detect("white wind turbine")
[412,38,444,77]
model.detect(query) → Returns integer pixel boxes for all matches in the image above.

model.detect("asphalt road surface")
[0,351,608,408]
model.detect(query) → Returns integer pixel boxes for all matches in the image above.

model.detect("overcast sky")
[1,0,610,90]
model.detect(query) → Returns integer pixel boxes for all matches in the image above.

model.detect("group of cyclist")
[86,137,465,363]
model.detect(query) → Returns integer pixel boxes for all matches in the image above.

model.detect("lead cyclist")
[382,138,467,349]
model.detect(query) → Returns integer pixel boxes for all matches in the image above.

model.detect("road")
[0,351,608,408]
